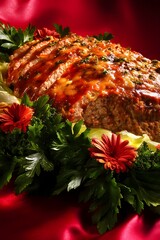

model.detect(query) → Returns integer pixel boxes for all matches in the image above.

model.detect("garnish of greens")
[0,23,35,61]
[93,32,114,41]
[53,23,70,37]
[0,23,160,235]
[0,94,160,234]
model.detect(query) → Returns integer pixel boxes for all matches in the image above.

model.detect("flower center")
[13,115,20,122]
[109,148,117,158]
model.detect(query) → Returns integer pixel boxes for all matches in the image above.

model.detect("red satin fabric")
[0,0,160,59]
[0,0,160,239]
[1,185,160,240]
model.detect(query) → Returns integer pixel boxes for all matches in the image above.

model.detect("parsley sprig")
[54,23,70,37]
[0,23,35,61]
[93,32,113,41]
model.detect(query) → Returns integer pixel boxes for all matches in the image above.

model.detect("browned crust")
[6,33,160,141]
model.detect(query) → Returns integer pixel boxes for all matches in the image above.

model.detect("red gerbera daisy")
[0,103,34,133]
[34,27,59,39]
[89,133,137,173]
[156,144,160,150]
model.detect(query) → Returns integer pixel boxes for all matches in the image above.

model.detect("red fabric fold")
[0,0,160,59]
[0,0,160,239]
[0,186,160,240]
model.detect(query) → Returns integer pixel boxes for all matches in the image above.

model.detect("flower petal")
[0,103,34,133]
[89,133,137,173]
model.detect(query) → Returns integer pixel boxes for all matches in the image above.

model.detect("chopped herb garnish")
[101,56,108,61]
[55,60,64,66]
[102,69,108,74]
[133,80,143,85]
[101,54,115,62]
[80,57,90,63]
[114,57,125,63]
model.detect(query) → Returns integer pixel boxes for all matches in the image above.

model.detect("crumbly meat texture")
[6,33,160,141]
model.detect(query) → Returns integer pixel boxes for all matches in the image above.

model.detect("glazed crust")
[6,33,160,141]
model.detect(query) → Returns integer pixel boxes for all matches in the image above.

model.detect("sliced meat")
[6,32,160,141]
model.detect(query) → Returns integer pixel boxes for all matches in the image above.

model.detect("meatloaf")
[6,32,160,141]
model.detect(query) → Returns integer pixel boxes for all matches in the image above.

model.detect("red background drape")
[0,0,160,59]
[0,1,160,239]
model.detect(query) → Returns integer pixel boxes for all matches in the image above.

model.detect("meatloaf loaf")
[6,32,160,141]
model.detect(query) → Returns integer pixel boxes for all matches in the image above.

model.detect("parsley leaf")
[0,155,16,188]
[51,120,91,195]
[54,23,70,37]
[93,32,113,41]
[15,173,33,194]
[79,164,122,234]
[120,167,160,214]
[24,152,54,178]
[134,142,160,169]
[0,23,35,61]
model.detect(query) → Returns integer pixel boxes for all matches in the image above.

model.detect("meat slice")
[6,32,160,141]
